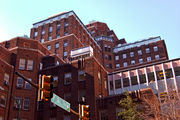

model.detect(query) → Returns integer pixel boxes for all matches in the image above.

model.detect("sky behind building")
[0,0,179,59]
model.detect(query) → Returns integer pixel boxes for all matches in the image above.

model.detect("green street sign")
[51,93,70,112]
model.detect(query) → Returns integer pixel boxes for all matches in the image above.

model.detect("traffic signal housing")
[38,75,53,101]
[80,105,90,120]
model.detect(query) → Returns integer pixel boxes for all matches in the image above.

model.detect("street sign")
[51,93,70,112]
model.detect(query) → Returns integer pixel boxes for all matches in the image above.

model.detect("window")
[34,32,38,37]
[139,58,143,63]
[98,72,101,84]
[25,78,32,89]
[115,79,121,89]
[4,73,9,85]
[39,63,43,70]
[53,76,58,87]
[130,52,134,57]
[147,72,155,83]
[123,78,130,87]
[41,29,45,35]
[64,93,71,102]
[17,77,23,88]
[78,70,86,81]
[40,38,44,43]
[110,81,113,90]
[65,22,69,27]
[78,89,86,102]
[64,51,68,57]
[139,74,146,84]
[123,62,128,67]
[19,59,26,70]
[105,55,108,60]
[147,57,151,62]
[123,54,127,59]
[64,73,72,85]
[115,55,119,61]
[146,48,150,53]
[64,41,68,47]
[154,46,158,52]
[116,64,120,68]
[155,55,160,60]
[64,32,68,36]
[27,60,33,70]
[48,36,52,41]
[175,67,180,76]
[55,43,59,49]
[0,95,6,107]
[47,45,51,50]
[14,97,21,109]
[56,34,60,39]
[131,76,138,85]
[138,50,142,55]
[131,60,135,65]
[23,98,30,110]
[57,24,60,30]
[49,26,53,32]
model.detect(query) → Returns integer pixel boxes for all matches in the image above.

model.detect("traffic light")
[38,75,53,101]
[80,105,90,120]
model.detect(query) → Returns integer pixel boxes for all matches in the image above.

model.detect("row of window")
[19,59,33,71]
[16,77,32,89]
[110,67,180,90]
[115,55,160,68]
[34,22,69,37]
[47,41,67,50]
[14,97,30,110]
[115,46,158,60]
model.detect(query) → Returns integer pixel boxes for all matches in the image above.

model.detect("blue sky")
[0,0,179,59]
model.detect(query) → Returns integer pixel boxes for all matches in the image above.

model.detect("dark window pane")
[175,67,180,76]
[139,74,146,84]
[165,69,173,79]
[131,76,138,85]
[148,72,155,83]
[115,79,121,89]
[123,78,129,87]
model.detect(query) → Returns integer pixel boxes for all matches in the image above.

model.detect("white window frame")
[116,64,120,68]
[139,58,143,63]
[123,62,128,67]
[19,59,26,70]
[130,52,134,57]
[123,54,127,59]
[34,31,38,37]
[55,43,59,49]
[47,45,51,50]
[4,73,9,85]
[154,46,158,52]
[23,98,30,110]
[64,51,68,57]
[146,48,150,53]
[147,57,151,62]
[27,60,33,70]
[41,29,45,35]
[17,77,23,88]
[131,60,135,65]
[64,73,72,85]
[138,50,142,55]
[25,78,32,89]
[115,56,119,61]
[40,38,44,43]
[49,26,53,32]
[48,36,52,41]
[155,55,160,60]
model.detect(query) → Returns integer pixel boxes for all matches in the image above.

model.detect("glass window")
[78,89,86,102]
[156,70,164,80]
[139,58,143,63]
[123,62,128,67]
[78,70,86,81]
[40,38,44,43]
[123,54,127,59]
[131,76,138,85]
[64,32,68,36]
[17,77,23,88]
[130,52,134,57]
[116,64,120,68]
[56,34,60,39]
[65,22,69,27]
[138,50,142,55]
[47,45,51,50]
[64,51,68,57]
[64,93,71,102]
[175,67,180,76]
[147,57,151,62]
[123,78,130,87]
[165,69,173,79]
[4,73,9,85]
[115,55,119,61]
[0,95,6,107]
[57,24,60,30]
[14,97,21,109]
[115,79,121,89]
[146,48,150,53]
[131,60,135,65]
[25,78,32,89]
[19,59,26,70]
[39,63,43,70]
[147,72,155,83]
[34,32,38,37]
[27,60,33,70]
[110,81,113,90]
[23,98,30,110]
[49,26,53,32]
[48,36,52,41]
[155,55,160,60]
[154,46,158,52]
[139,74,146,84]
[41,29,45,35]
[55,43,59,49]
[64,41,68,47]
[64,73,72,85]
